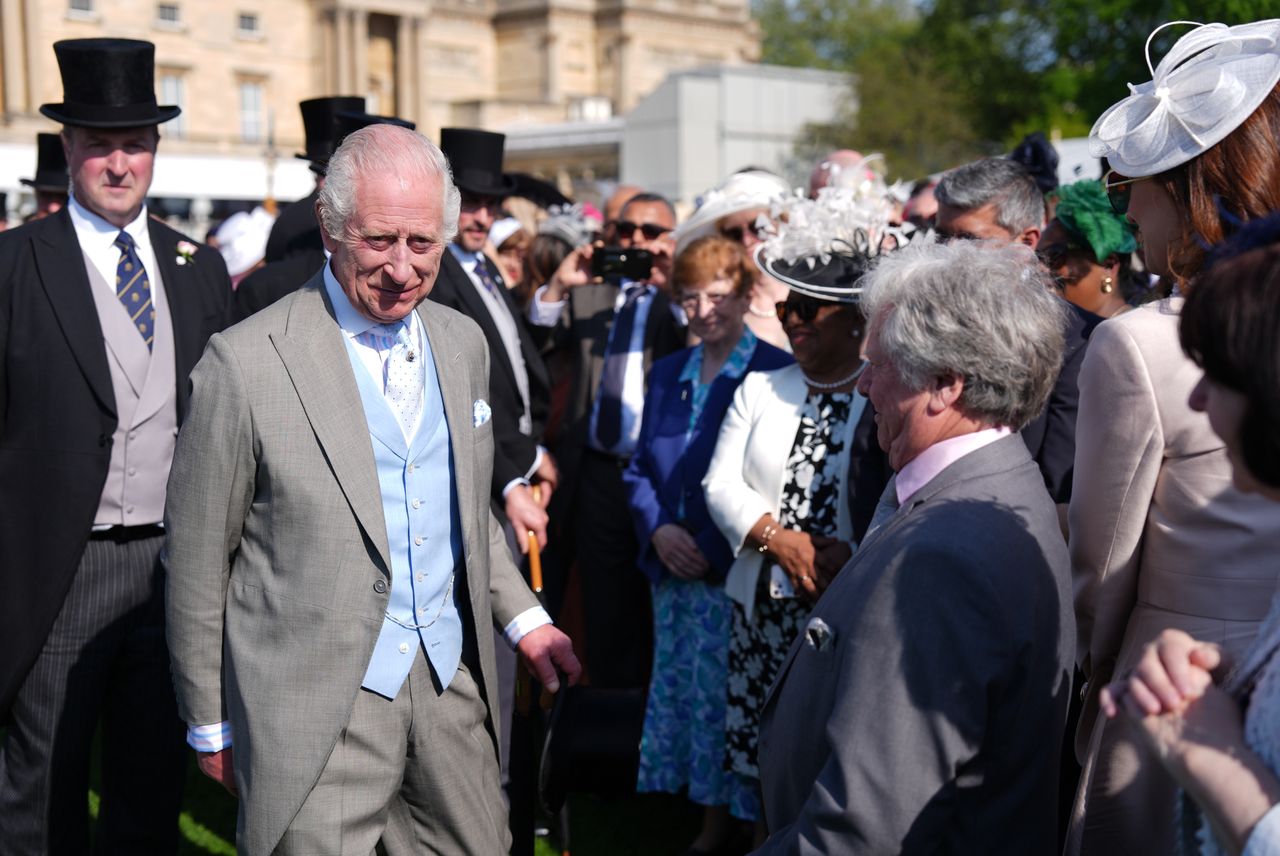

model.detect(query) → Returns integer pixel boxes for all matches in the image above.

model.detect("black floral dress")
[724,392,853,807]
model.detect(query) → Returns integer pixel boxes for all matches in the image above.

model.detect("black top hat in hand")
[21,134,69,193]
[440,128,517,197]
[297,96,366,172]
[40,39,180,128]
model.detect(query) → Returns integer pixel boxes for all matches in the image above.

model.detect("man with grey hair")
[165,123,580,854]
[935,155,1098,508]
[934,156,1046,246]
[755,240,1075,854]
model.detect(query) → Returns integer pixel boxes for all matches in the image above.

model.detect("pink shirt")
[895,427,1012,506]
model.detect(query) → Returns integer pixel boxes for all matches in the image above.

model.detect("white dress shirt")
[68,194,162,297]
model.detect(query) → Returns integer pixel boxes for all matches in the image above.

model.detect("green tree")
[757,0,1280,181]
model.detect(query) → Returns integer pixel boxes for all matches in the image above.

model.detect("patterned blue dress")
[635,330,758,819]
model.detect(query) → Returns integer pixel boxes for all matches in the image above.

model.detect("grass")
[85,741,701,855]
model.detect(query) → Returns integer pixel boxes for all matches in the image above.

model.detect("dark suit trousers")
[0,533,186,856]
[574,450,653,689]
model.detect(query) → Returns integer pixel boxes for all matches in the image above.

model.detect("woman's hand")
[652,524,709,580]
[1101,628,1222,720]
[769,528,819,602]
[811,535,852,591]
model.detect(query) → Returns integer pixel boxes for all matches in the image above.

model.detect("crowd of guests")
[4,17,1280,856]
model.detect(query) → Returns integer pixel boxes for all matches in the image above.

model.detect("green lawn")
[86,748,701,855]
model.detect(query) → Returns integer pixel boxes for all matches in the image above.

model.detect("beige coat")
[1067,298,1280,855]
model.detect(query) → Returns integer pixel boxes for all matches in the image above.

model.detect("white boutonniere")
[175,240,197,266]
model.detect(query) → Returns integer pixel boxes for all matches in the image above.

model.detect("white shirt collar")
[67,192,151,251]
[448,243,479,265]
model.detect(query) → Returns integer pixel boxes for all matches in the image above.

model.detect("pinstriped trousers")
[0,533,187,855]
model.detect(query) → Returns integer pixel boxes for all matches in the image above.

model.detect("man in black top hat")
[428,129,555,548]
[262,95,365,264]
[0,37,232,854]
[234,108,413,322]
[21,132,70,220]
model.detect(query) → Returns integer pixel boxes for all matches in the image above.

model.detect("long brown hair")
[1157,84,1280,284]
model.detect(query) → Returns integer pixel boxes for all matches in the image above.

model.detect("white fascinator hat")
[1090,19,1280,177]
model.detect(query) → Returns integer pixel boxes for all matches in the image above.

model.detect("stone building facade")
[0,0,759,155]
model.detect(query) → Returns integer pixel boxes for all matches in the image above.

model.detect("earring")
[1101,275,1114,294]
[850,327,863,339]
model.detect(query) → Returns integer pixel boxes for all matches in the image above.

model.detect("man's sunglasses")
[614,220,671,241]
[1102,169,1149,216]
[775,296,827,323]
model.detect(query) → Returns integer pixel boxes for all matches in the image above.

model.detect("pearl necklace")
[802,360,865,390]
[746,302,776,319]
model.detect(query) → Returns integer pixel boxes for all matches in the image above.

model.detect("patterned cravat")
[114,231,154,350]
[593,283,645,451]
[358,322,424,441]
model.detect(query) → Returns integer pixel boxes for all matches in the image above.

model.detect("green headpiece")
[1050,179,1137,262]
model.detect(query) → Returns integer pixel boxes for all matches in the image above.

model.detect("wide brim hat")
[20,133,69,192]
[40,39,180,128]
[296,96,367,170]
[1090,19,1280,177]
[755,244,874,303]
[754,180,915,303]
[440,127,518,197]
[673,169,792,254]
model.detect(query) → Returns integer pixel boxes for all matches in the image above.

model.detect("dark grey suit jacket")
[756,434,1074,855]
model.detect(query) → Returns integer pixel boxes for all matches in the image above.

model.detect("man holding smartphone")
[528,192,685,689]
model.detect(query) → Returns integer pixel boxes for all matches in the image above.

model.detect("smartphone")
[590,246,653,282]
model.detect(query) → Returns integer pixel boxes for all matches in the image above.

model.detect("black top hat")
[333,111,415,147]
[296,96,366,171]
[440,128,517,197]
[40,39,180,128]
[20,134,69,193]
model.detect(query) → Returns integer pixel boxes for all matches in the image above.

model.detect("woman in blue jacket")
[624,235,791,853]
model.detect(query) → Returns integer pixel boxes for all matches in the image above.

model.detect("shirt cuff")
[524,446,545,481]
[527,285,565,326]
[187,721,233,752]
[502,477,531,498]
[503,606,552,647]
[1245,804,1280,856]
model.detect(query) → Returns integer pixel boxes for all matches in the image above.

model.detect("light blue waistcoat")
[341,328,464,699]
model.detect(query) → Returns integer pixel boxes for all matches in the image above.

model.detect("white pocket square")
[804,616,835,652]
[473,399,492,427]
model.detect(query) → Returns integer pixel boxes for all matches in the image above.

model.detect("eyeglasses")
[1102,169,1149,215]
[614,220,671,241]
[775,296,827,323]
[678,289,736,310]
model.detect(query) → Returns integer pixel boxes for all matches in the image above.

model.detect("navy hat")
[20,134,69,193]
[439,128,517,197]
[40,39,180,128]
[296,96,366,171]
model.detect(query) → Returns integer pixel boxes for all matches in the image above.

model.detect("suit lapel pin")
[804,616,834,651]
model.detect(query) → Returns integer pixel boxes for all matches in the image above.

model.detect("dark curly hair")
[1180,213,1280,489]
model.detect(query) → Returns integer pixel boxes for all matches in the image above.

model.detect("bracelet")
[757,524,777,553]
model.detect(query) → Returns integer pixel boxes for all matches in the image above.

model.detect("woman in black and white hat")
[702,188,898,836]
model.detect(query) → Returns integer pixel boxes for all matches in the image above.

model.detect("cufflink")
[804,616,835,652]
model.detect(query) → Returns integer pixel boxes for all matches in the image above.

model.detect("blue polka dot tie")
[113,231,154,350]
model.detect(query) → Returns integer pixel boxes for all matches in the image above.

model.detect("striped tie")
[114,231,154,350]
